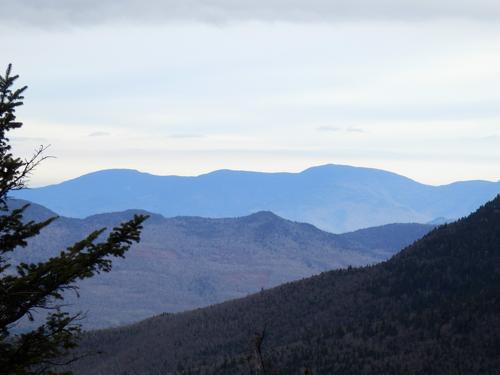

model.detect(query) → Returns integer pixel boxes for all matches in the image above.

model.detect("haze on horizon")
[2,0,499,186]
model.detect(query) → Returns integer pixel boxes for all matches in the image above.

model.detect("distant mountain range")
[12,164,500,232]
[68,195,500,375]
[9,199,433,329]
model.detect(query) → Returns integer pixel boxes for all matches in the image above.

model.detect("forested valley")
[67,196,500,375]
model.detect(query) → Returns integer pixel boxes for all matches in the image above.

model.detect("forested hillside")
[68,195,500,375]
[9,200,432,329]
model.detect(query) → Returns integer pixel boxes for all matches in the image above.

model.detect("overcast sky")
[2,0,500,186]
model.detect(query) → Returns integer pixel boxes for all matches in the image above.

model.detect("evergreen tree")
[0,64,148,374]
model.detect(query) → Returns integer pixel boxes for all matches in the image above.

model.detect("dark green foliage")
[70,196,500,375]
[0,64,28,204]
[0,65,148,374]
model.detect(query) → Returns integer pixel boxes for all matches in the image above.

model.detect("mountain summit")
[13,164,500,232]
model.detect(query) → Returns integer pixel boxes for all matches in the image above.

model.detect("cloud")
[346,127,365,133]
[475,134,500,142]
[316,126,340,132]
[4,0,500,28]
[88,131,110,137]
[167,134,205,139]
[11,136,48,143]
[316,126,366,133]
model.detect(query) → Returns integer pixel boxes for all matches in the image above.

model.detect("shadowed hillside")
[68,195,500,375]
[8,200,433,329]
[13,164,500,232]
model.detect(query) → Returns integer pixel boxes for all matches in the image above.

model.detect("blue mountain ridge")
[12,164,500,232]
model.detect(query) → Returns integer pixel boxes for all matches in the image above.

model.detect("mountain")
[68,195,500,375]
[9,199,433,329]
[12,164,500,232]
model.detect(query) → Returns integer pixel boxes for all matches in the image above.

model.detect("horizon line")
[24,163,500,189]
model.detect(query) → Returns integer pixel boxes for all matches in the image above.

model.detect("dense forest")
[66,195,500,374]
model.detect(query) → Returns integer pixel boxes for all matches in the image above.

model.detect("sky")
[2,0,500,186]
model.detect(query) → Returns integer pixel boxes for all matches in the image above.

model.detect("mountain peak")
[248,210,279,217]
[79,168,148,178]
[12,165,500,232]
[243,210,281,221]
[300,163,418,182]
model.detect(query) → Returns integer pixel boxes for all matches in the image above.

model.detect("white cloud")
[167,134,205,139]
[316,126,340,132]
[3,0,500,28]
[88,131,110,137]
[346,127,365,133]
[2,10,500,186]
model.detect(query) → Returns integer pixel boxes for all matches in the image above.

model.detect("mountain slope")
[69,195,500,375]
[10,200,433,329]
[12,164,500,232]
